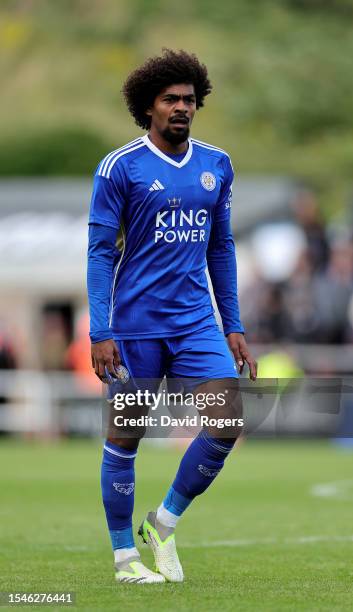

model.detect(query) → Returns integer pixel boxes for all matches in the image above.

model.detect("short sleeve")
[214,155,234,224]
[88,161,127,229]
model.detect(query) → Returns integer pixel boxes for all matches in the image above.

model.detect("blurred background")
[1,2,353,607]
[0,0,352,437]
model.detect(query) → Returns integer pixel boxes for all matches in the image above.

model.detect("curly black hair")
[122,49,212,130]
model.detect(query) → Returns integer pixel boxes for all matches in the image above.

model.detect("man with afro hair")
[87,49,257,585]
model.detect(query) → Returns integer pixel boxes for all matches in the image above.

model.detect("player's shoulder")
[96,136,147,179]
[191,137,231,161]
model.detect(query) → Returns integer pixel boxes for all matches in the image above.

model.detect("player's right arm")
[87,223,120,381]
[87,164,126,381]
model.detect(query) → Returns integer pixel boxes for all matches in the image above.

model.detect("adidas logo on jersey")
[149,179,165,191]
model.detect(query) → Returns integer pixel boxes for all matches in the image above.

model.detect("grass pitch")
[1,438,353,611]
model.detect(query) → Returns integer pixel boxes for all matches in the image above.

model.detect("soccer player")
[87,49,257,584]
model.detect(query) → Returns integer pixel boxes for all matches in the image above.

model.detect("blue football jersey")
[89,135,236,339]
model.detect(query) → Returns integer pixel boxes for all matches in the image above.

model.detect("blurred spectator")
[347,294,353,342]
[241,277,290,343]
[241,199,353,346]
[0,331,17,371]
[40,311,69,370]
[282,249,322,343]
[0,326,17,407]
[314,240,353,343]
[292,190,330,272]
[65,311,101,393]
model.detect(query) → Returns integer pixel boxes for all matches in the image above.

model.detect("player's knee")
[195,377,243,440]
[107,416,147,449]
[106,436,141,451]
[202,421,240,442]
[106,401,148,448]
[214,434,237,447]
[200,429,236,456]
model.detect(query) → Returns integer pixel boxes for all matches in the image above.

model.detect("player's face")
[147,84,196,145]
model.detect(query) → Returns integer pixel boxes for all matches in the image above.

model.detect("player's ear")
[146,107,153,117]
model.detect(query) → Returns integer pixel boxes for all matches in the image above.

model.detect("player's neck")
[147,130,189,155]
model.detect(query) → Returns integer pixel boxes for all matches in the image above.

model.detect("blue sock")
[160,431,235,523]
[101,441,137,550]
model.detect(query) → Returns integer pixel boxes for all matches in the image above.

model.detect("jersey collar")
[142,134,193,168]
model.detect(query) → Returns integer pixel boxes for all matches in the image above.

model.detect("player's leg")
[140,380,241,582]
[101,339,165,583]
[139,327,241,581]
[159,376,241,516]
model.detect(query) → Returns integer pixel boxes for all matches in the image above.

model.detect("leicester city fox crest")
[200,171,216,191]
[113,482,135,495]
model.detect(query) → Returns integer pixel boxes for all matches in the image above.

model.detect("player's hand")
[227,332,257,381]
[91,339,121,382]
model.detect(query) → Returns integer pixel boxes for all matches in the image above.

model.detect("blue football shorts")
[112,324,238,392]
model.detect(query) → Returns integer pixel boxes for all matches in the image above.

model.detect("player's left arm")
[206,155,257,381]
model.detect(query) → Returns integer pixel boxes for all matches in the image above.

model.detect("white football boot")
[138,511,184,582]
[115,554,165,584]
